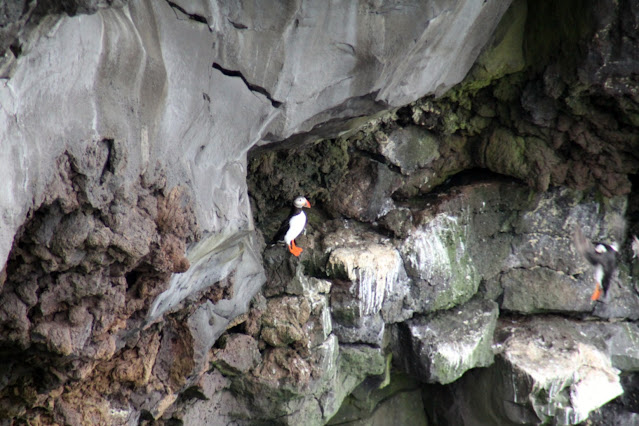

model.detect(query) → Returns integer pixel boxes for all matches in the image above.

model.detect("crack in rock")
[212,62,282,108]
[166,1,209,25]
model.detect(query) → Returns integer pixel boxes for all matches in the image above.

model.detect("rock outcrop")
[429,317,639,425]
[1,0,639,424]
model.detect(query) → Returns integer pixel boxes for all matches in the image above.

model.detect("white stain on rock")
[402,213,471,284]
[503,328,623,424]
[400,212,479,312]
[328,243,407,317]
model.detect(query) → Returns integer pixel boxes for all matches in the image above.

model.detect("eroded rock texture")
[240,0,639,424]
[1,0,639,425]
[0,0,515,424]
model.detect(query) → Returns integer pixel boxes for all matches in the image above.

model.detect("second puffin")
[573,226,618,301]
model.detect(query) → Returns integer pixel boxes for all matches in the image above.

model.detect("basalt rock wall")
[244,0,639,424]
[0,0,514,424]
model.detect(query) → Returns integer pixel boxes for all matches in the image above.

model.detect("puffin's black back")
[271,206,302,244]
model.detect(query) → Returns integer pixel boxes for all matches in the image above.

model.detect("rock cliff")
[1,0,639,425]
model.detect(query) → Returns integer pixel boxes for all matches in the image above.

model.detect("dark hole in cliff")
[125,269,142,290]
[395,103,439,129]
[419,167,526,197]
[178,385,208,402]
[138,409,155,423]
[100,138,115,183]
[223,322,245,337]
[9,42,21,59]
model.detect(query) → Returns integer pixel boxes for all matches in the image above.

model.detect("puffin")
[573,226,618,301]
[272,196,311,256]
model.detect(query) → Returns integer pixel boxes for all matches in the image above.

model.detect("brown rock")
[253,347,312,388]
[260,296,311,347]
[212,333,261,375]
[328,156,402,222]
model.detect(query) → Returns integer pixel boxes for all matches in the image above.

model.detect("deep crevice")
[9,42,22,59]
[212,62,282,108]
[428,168,527,195]
[228,19,248,29]
[353,147,403,175]
[100,138,115,184]
[166,1,209,25]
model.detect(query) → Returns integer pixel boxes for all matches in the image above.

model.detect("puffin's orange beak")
[305,200,311,208]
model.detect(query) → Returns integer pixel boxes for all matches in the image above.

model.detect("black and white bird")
[272,196,311,257]
[573,226,619,301]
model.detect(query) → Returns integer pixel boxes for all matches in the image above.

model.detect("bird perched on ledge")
[573,225,619,301]
[272,196,311,256]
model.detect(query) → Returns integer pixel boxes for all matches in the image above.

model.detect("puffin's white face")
[293,196,310,209]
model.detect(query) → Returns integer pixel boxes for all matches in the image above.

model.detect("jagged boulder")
[431,317,625,425]
[374,125,442,175]
[392,298,499,385]
[328,156,402,222]
[573,321,639,373]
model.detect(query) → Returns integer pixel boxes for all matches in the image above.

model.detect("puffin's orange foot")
[288,241,303,257]
[591,283,602,301]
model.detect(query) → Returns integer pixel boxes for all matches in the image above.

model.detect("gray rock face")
[0,0,513,269]
[0,0,514,422]
[336,389,428,426]
[393,298,499,385]
[5,0,639,424]
[437,317,626,426]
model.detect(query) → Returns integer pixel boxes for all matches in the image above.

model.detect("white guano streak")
[330,244,404,316]
[404,214,463,283]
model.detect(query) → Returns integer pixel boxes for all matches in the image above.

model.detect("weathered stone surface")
[211,333,261,376]
[393,298,499,385]
[326,226,408,320]
[574,321,639,373]
[260,296,311,347]
[3,0,639,424]
[496,318,624,424]
[401,212,482,312]
[337,389,428,426]
[432,317,624,426]
[332,313,386,347]
[400,182,527,313]
[0,0,513,273]
[500,267,592,314]
[328,156,402,222]
[378,126,441,174]
[499,187,637,315]
[328,370,422,425]
[160,370,246,426]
